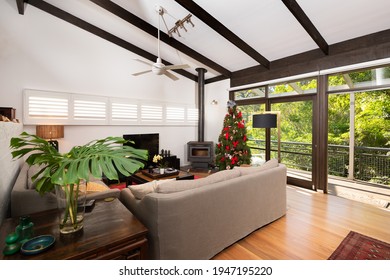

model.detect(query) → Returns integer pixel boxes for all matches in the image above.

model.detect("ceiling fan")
[132,6,190,81]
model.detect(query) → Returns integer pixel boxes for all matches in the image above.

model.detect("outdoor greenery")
[234,66,390,185]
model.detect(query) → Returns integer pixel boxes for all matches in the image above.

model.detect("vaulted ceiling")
[17,0,390,85]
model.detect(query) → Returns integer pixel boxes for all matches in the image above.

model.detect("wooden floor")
[212,185,390,260]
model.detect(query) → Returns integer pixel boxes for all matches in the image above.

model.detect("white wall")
[0,122,23,225]
[204,79,231,144]
[0,1,230,164]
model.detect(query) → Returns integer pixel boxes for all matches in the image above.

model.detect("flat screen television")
[123,133,159,168]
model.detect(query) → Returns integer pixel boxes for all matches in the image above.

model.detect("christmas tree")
[215,101,252,170]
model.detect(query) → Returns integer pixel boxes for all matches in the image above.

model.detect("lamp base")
[48,140,59,151]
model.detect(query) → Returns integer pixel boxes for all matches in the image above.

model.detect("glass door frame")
[269,94,317,191]
[233,90,319,191]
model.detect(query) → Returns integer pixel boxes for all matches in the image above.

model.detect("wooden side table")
[0,199,148,260]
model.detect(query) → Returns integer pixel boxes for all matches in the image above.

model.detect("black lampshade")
[253,114,277,128]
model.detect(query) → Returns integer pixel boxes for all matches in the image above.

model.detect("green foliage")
[328,91,390,147]
[215,104,252,170]
[10,132,148,195]
[271,101,312,143]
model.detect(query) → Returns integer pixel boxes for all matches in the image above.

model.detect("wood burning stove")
[187,68,214,169]
[187,141,214,169]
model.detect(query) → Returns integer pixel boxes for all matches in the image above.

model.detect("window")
[166,106,185,123]
[24,90,69,124]
[187,108,199,123]
[141,104,163,122]
[23,89,197,126]
[328,66,390,92]
[73,96,107,121]
[111,101,138,122]
[268,78,317,98]
[234,87,265,100]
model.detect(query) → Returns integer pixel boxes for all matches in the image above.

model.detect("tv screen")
[123,133,159,167]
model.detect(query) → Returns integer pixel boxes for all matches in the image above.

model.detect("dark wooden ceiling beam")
[16,0,25,14]
[205,75,227,84]
[19,0,197,81]
[231,28,390,87]
[282,0,329,55]
[175,0,270,69]
[89,0,231,78]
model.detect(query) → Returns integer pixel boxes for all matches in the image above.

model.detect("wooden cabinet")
[0,199,148,260]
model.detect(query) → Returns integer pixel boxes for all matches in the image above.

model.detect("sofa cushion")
[85,180,109,192]
[128,181,157,200]
[129,178,175,199]
[205,169,241,184]
[235,158,279,176]
[155,177,210,194]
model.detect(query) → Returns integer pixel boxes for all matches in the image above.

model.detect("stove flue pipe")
[196,68,207,142]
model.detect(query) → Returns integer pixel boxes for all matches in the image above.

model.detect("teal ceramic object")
[20,235,55,255]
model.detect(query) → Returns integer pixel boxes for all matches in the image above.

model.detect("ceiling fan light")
[152,66,164,75]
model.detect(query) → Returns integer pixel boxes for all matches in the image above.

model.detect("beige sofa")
[120,160,287,260]
[11,163,120,217]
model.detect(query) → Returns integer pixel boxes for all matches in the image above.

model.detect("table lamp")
[36,125,64,151]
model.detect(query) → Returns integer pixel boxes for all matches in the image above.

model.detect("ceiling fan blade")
[163,70,179,81]
[133,58,154,67]
[164,64,190,70]
[132,69,152,76]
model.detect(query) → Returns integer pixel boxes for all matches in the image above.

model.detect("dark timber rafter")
[16,0,198,81]
[282,0,329,55]
[89,0,231,79]
[175,0,271,69]
[16,0,25,14]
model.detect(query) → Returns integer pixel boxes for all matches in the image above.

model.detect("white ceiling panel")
[297,0,390,44]
[21,0,390,80]
[193,0,318,61]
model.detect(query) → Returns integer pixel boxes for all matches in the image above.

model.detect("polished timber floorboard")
[212,185,390,260]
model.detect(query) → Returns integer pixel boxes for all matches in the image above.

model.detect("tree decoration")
[215,101,252,170]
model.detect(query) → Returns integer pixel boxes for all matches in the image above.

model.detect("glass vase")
[55,182,86,234]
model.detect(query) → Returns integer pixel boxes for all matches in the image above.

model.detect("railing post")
[348,92,355,180]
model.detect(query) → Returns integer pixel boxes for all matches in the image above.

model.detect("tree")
[215,101,252,170]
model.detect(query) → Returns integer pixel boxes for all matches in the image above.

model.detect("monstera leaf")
[10,132,148,195]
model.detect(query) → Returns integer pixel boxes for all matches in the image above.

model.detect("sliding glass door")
[235,78,316,190]
[328,90,390,185]
[271,100,313,184]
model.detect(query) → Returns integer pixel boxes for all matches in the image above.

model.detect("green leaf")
[10,132,148,194]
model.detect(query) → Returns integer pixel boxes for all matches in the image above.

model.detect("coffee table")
[129,169,194,184]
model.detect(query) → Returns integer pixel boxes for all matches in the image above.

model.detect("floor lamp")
[252,112,281,162]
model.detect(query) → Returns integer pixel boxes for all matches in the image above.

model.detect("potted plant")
[152,154,169,174]
[10,132,148,234]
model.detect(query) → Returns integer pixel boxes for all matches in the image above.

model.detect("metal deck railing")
[248,139,390,185]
